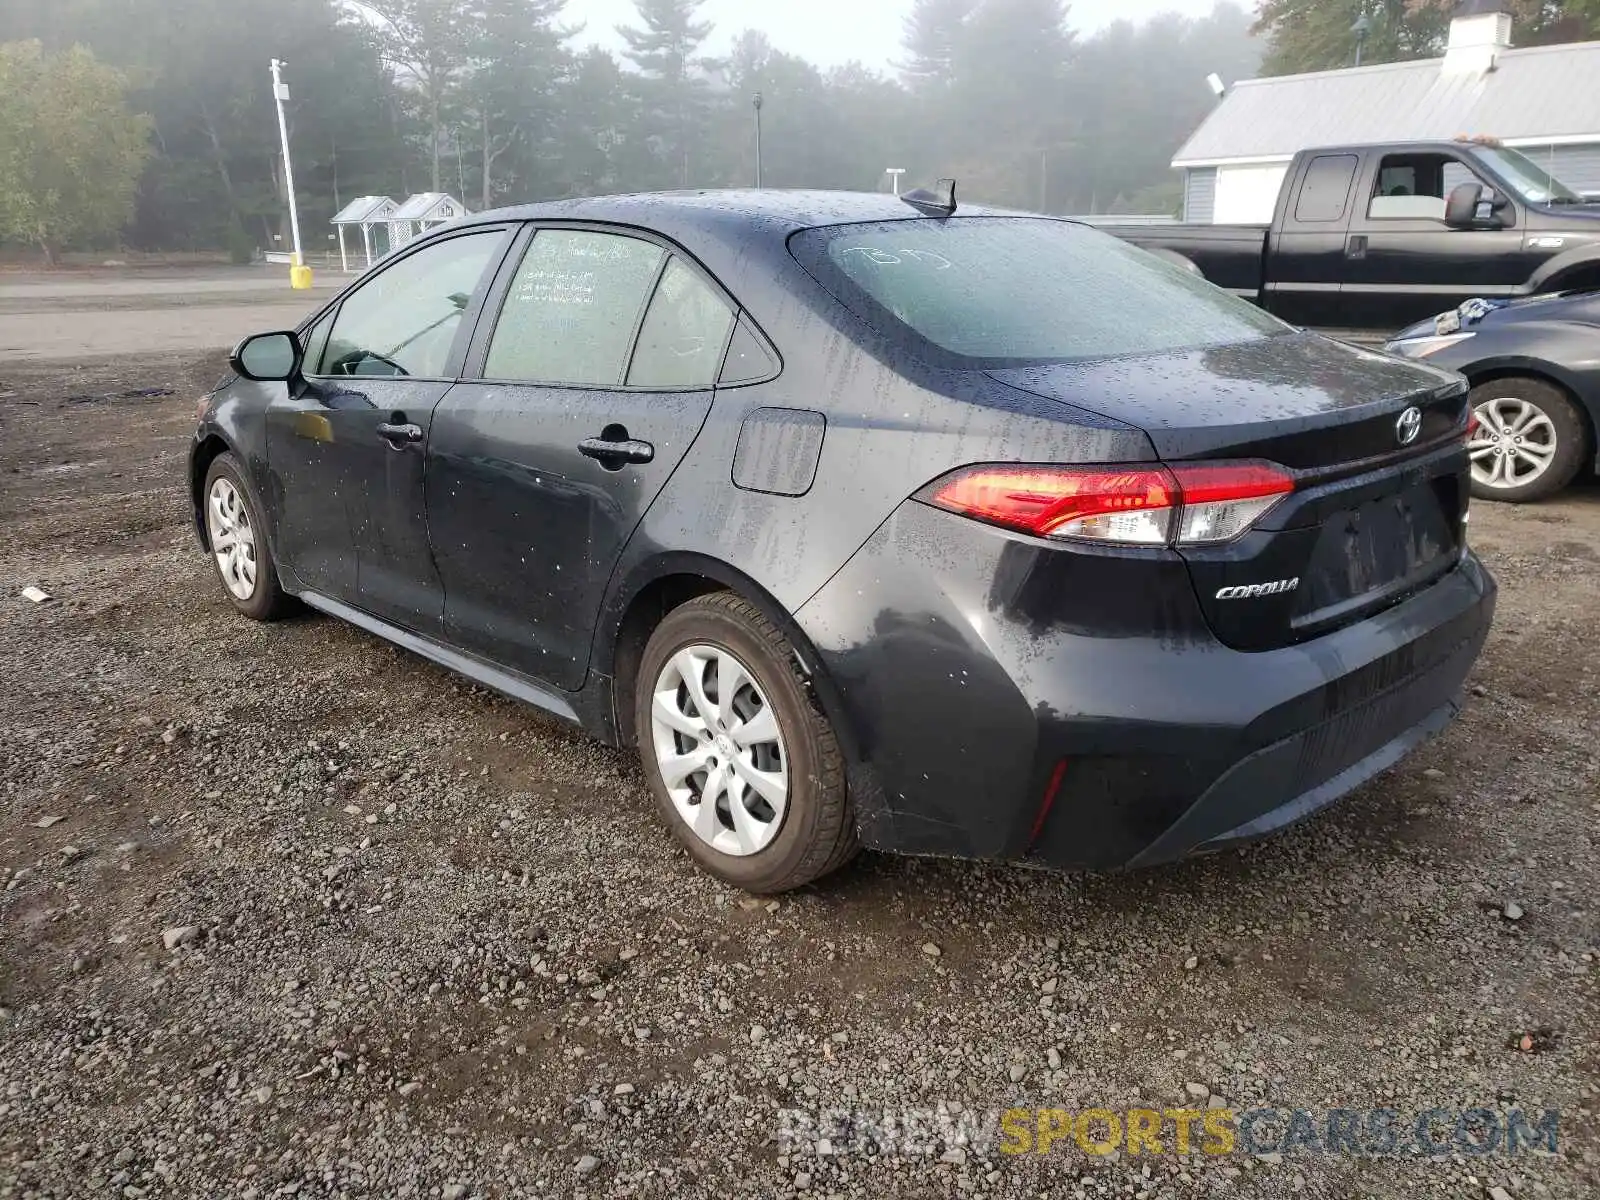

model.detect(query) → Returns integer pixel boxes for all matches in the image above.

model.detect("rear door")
[265,227,509,634]
[427,225,735,689]
[1263,152,1359,327]
[1343,150,1526,328]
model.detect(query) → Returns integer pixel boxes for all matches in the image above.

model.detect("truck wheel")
[1467,377,1588,503]
[635,593,857,893]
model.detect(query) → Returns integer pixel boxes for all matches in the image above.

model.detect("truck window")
[1367,153,1495,221]
[1294,155,1358,223]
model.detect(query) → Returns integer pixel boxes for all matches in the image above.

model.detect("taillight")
[918,461,1294,547]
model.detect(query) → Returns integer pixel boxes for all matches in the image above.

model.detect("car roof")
[460,189,1029,245]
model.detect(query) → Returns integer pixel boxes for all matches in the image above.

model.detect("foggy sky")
[570,0,1229,71]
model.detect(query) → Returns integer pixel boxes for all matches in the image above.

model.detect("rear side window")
[719,318,779,384]
[791,217,1285,365]
[626,257,735,388]
[485,229,665,386]
[1294,155,1358,223]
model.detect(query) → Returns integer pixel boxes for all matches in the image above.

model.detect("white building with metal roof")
[1174,2,1600,223]
[388,193,468,251]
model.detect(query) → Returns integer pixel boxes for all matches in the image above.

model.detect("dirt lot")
[1,270,1598,1200]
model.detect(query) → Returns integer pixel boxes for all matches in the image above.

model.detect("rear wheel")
[635,593,856,893]
[1467,377,1588,503]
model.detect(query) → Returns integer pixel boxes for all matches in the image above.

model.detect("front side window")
[1365,154,1496,221]
[321,231,503,378]
[626,257,736,388]
[485,229,665,386]
[300,310,334,376]
[791,217,1285,365]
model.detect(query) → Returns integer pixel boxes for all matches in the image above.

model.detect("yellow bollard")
[289,261,314,290]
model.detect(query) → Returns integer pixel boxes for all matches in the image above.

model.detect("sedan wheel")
[207,476,258,600]
[201,452,289,621]
[1465,378,1588,503]
[651,643,787,857]
[635,593,857,893]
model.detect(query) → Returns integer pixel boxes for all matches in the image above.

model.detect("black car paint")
[192,191,1496,872]
[1390,289,1600,472]
[1098,141,1600,330]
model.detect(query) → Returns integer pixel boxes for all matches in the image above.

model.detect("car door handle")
[578,436,654,465]
[376,421,423,448]
[1346,234,1368,260]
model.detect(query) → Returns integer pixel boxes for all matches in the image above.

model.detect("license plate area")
[1290,478,1461,633]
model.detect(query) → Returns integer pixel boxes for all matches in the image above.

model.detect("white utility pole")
[270,59,306,281]
[885,168,906,196]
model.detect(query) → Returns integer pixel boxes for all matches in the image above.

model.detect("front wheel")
[202,453,290,621]
[1467,377,1588,502]
[635,593,857,893]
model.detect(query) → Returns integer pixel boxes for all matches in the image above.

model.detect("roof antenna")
[901,178,957,217]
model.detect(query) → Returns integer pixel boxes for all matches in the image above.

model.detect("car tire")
[635,592,857,893]
[1468,377,1589,503]
[202,453,289,621]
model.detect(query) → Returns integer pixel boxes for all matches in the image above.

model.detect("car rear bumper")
[796,501,1496,871]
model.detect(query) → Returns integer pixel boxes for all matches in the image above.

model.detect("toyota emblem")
[1396,406,1422,446]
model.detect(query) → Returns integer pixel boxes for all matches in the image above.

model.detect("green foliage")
[900,0,976,90]
[0,0,1279,252]
[0,40,150,260]
[618,0,717,188]
[1053,3,1262,213]
[1255,0,1600,76]
[1253,0,1445,74]
[226,222,256,264]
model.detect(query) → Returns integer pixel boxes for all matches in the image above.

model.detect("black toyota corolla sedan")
[191,189,1496,893]
[1386,289,1600,502]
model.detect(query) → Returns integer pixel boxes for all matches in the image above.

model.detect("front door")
[264,227,509,634]
[1342,151,1526,328]
[428,227,735,689]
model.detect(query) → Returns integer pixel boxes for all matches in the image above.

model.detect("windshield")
[791,217,1287,366]
[1474,146,1584,205]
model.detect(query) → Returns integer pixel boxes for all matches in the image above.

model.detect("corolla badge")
[1216,578,1299,599]
[1396,406,1423,446]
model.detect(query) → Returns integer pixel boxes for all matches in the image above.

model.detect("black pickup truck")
[1096,140,1600,330]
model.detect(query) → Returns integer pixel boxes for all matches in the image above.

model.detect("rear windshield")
[790,217,1286,365]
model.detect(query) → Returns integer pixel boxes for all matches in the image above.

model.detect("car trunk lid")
[987,332,1472,651]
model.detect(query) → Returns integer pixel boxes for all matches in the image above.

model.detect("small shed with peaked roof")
[330,196,398,271]
[388,193,468,252]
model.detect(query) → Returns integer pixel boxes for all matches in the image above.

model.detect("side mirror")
[230,330,302,382]
[1445,182,1485,229]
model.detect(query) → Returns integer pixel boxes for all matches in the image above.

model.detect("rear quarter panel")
[591,245,1154,677]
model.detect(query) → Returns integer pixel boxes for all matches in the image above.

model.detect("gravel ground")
[1,286,1598,1199]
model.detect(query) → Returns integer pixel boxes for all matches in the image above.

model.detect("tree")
[899,0,976,91]
[361,0,472,192]
[1056,3,1259,213]
[943,0,1075,207]
[1255,0,1443,75]
[548,47,637,197]
[1407,0,1600,46]
[618,0,715,187]
[0,41,150,261]
[457,0,574,208]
